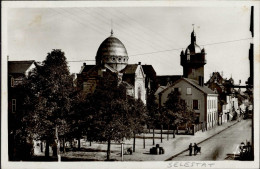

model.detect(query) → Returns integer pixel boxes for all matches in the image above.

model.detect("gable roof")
[8,60,35,74]
[120,64,138,74]
[142,65,156,77]
[160,77,217,95]
[79,64,96,74]
[183,78,217,95]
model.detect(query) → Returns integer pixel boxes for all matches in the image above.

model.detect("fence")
[193,122,207,133]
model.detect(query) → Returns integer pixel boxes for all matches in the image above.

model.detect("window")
[83,82,88,92]
[138,86,142,100]
[12,99,16,113]
[186,88,191,95]
[174,88,178,92]
[11,77,14,87]
[193,100,199,110]
[192,69,195,76]
[187,54,190,60]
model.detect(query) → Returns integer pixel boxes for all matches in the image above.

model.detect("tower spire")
[191,24,196,44]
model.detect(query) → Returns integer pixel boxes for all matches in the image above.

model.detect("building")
[156,28,218,130]
[8,60,35,115]
[158,77,218,129]
[8,60,36,160]
[77,30,156,104]
[180,28,206,84]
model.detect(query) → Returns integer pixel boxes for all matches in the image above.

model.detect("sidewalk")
[60,120,240,161]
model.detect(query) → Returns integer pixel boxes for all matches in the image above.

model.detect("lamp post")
[121,138,125,161]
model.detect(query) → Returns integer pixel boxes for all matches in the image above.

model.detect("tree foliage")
[164,90,195,127]
[85,72,147,160]
[23,49,75,156]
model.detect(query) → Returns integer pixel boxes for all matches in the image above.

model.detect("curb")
[165,121,240,161]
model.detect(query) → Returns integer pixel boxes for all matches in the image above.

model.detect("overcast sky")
[7,6,252,84]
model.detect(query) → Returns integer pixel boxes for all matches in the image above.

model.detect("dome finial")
[192,24,195,32]
[110,19,114,36]
[111,29,114,36]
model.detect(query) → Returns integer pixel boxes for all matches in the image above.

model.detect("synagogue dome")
[96,30,128,71]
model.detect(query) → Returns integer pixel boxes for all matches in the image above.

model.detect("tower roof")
[185,28,202,54]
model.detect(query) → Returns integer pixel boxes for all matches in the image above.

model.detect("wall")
[134,65,146,105]
[160,79,206,123]
[206,95,218,129]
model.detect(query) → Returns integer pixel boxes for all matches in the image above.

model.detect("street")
[171,119,252,161]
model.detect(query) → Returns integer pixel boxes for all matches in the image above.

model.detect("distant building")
[206,72,242,124]
[156,75,182,87]
[77,31,156,104]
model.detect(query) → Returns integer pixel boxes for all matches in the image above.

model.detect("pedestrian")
[188,143,193,156]
[194,143,198,155]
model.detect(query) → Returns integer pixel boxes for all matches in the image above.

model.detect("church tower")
[180,27,206,85]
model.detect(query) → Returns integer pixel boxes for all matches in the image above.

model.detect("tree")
[164,90,195,134]
[85,72,147,160]
[23,49,75,158]
[146,90,159,145]
[67,91,88,150]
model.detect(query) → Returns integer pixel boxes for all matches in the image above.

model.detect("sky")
[7,6,252,85]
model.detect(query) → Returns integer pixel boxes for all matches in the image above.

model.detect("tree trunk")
[133,133,136,152]
[77,137,81,150]
[55,126,60,161]
[40,142,43,152]
[173,129,175,138]
[143,133,145,149]
[63,138,65,153]
[45,140,49,157]
[161,125,163,143]
[52,142,57,157]
[152,127,155,145]
[167,125,169,141]
[107,139,111,160]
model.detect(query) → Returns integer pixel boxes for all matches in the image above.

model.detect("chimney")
[138,62,141,65]
[199,76,204,86]
[83,62,86,66]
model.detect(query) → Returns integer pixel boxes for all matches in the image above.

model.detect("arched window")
[138,86,142,100]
